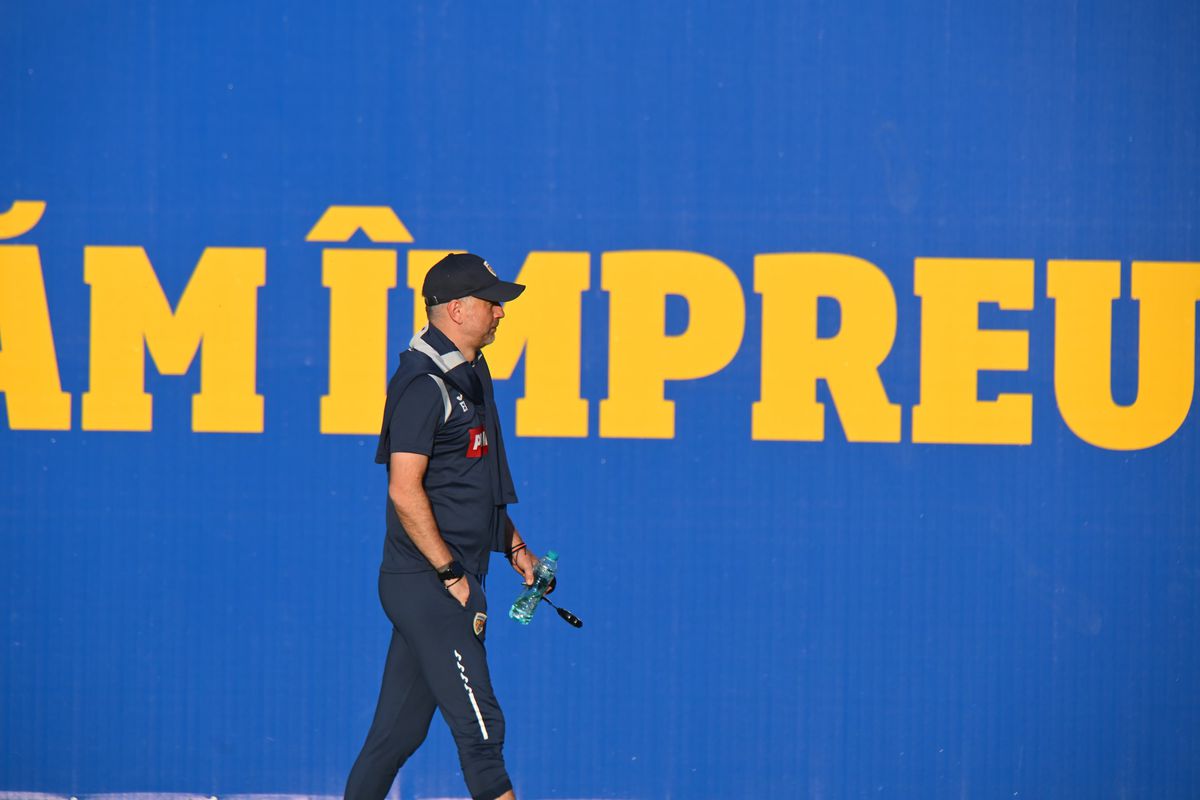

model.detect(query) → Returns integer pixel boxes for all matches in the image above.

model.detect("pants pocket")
[435,571,477,612]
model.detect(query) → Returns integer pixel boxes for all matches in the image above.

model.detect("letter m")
[82,247,266,432]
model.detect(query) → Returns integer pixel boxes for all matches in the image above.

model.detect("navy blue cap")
[422,253,525,305]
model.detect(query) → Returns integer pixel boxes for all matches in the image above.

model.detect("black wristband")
[436,560,465,582]
[506,542,527,563]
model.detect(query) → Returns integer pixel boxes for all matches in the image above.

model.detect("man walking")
[345,253,544,800]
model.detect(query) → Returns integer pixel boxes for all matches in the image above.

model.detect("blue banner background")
[3,2,1198,797]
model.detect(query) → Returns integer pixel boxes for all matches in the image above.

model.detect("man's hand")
[505,520,555,593]
[510,545,538,586]
[445,576,470,607]
[510,545,556,595]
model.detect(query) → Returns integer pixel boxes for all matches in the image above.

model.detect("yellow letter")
[82,247,266,432]
[408,250,591,437]
[753,253,901,441]
[600,251,745,439]
[306,206,413,244]
[1048,260,1200,450]
[0,245,72,429]
[912,258,1033,444]
[486,252,590,437]
[0,200,47,239]
[320,249,397,434]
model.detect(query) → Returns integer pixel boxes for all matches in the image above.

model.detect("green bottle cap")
[545,550,558,560]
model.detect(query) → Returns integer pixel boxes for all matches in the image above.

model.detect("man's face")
[456,295,505,349]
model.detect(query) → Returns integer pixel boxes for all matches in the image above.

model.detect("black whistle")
[541,594,583,628]
[556,606,583,628]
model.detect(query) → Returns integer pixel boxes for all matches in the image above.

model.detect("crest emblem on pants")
[473,612,487,637]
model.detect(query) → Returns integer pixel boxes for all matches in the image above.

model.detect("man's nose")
[494,303,505,319]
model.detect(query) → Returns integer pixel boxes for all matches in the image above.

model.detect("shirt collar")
[409,324,472,373]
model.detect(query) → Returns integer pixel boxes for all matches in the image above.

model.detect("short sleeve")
[386,375,445,456]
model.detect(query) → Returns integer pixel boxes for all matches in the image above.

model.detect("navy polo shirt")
[377,327,517,576]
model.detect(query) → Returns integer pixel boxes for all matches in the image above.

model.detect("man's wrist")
[436,560,465,582]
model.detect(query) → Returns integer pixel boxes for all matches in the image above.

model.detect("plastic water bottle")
[509,550,558,624]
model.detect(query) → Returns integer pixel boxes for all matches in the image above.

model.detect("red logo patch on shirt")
[466,426,489,458]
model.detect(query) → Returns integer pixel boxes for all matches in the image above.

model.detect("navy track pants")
[345,570,511,800]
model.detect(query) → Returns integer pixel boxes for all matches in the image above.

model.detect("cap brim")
[474,280,525,303]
